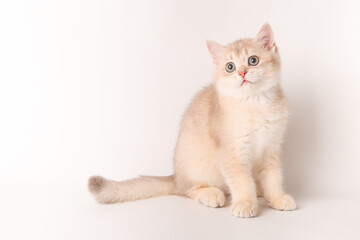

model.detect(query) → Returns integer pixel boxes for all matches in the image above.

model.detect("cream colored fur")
[88,23,296,218]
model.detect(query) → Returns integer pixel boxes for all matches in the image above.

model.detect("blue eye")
[248,56,259,66]
[225,62,236,73]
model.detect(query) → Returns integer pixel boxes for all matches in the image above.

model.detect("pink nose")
[239,71,247,78]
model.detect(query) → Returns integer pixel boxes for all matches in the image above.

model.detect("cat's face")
[207,23,281,98]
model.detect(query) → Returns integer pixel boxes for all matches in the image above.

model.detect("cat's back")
[180,84,217,131]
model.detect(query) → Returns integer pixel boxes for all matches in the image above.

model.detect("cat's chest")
[251,118,277,154]
[249,111,287,156]
[229,109,287,156]
[233,108,283,131]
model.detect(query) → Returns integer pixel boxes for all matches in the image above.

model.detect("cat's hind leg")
[186,185,226,208]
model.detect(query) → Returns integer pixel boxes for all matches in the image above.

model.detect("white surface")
[1,0,360,239]
[2,186,359,240]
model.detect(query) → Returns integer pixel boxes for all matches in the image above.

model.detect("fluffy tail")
[88,175,174,204]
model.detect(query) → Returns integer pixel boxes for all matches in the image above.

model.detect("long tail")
[88,175,174,204]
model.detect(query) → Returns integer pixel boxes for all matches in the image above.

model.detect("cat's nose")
[238,71,247,78]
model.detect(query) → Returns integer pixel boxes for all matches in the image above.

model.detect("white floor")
[2,186,359,240]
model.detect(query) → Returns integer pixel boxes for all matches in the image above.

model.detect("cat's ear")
[206,40,225,64]
[257,23,276,51]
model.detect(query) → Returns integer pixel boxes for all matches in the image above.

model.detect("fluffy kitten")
[88,23,296,218]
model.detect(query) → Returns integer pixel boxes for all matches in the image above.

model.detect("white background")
[1,0,360,239]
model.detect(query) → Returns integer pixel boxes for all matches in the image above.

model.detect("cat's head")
[207,23,281,98]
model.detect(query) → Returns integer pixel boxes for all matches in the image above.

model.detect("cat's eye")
[248,56,259,66]
[225,62,236,73]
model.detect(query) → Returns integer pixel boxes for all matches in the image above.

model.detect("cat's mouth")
[241,79,251,86]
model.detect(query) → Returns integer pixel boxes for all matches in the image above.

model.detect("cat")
[88,23,296,218]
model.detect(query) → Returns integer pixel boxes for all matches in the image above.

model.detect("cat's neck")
[216,84,285,110]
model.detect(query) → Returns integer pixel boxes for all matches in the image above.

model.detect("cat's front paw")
[231,200,258,218]
[268,194,296,211]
